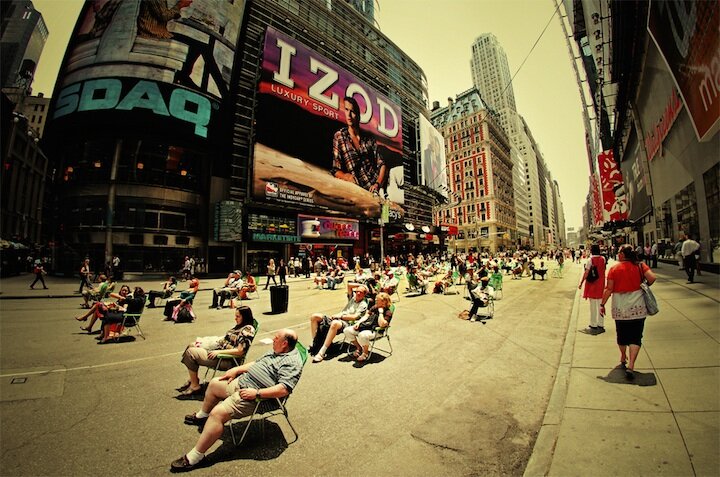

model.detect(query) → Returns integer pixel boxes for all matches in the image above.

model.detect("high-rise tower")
[0,0,48,91]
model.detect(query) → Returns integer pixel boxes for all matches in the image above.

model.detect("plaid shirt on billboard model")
[331,127,385,190]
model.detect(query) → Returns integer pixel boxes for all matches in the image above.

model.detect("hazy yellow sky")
[31,0,587,230]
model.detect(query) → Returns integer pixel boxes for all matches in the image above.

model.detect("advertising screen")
[253,27,404,219]
[50,0,245,141]
[597,150,628,222]
[419,114,448,197]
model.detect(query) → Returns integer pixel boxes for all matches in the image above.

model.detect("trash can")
[270,285,289,313]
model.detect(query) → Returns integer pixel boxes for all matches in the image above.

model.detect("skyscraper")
[0,0,48,91]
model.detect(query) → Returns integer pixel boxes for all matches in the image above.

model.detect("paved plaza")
[0,261,717,476]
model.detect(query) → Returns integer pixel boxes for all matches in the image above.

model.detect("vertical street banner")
[648,0,720,141]
[253,27,404,219]
[598,150,628,222]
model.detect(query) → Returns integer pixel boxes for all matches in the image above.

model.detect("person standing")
[264,258,277,290]
[78,259,92,293]
[293,257,301,278]
[681,234,700,283]
[578,244,606,334]
[650,242,658,268]
[277,259,288,286]
[29,262,48,289]
[600,245,656,379]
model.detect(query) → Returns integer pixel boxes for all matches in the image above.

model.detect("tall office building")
[0,0,48,91]
[469,33,532,246]
[469,33,566,248]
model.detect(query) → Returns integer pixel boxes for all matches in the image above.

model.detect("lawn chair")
[405,274,427,295]
[367,304,395,359]
[227,341,308,445]
[488,272,503,300]
[204,319,259,382]
[117,302,146,341]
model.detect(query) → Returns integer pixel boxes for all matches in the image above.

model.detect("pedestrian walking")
[29,262,48,289]
[578,244,606,334]
[681,234,700,283]
[78,259,92,293]
[600,244,656,379]
[264,258,277,289]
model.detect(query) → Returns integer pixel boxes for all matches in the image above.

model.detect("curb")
[523,283,581,476]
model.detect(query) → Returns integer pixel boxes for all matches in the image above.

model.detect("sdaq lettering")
[53,79,212,138]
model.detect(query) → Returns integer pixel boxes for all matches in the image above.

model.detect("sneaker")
[588,326,599,334]
[170,455,204,473]
[312,353,325,363]
[596,326,606,334]
[625,369,635,380]
[469,316,477,322]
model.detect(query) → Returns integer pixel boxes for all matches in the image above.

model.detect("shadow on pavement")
[598,366,657,387]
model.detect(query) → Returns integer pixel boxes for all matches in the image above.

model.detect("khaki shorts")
[219,379,258,419]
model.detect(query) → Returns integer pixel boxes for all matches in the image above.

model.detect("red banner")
[598,150,628,222]
[648,1,720,141]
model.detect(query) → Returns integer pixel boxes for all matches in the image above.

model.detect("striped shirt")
[237,349,303,393]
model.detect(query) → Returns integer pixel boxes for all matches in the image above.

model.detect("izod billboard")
[49,0,246,143]
[253,27,405,219]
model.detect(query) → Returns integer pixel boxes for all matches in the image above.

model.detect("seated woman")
[164,277,200,320]
[147,276,177,308]
[467,276,491,322]
[76,284,131,333]
[532,261,548,280]
[434,270,454,293]
[238,271,256,299]
[97,287,146,343]
[176,305,256,396]
[343,292,393,362]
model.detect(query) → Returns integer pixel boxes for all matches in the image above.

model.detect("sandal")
[357,353,369,362]
[75,316,87,321]
[312,354,325,363]
[80,326,92,332]
[180,387,203,396]
[352,350,361,358]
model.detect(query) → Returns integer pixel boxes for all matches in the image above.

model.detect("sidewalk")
[0,273,314,300]
[525,264,720,476]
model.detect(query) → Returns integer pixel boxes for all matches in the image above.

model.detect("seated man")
[209,271,242,309]
[532,261,548,280]
[379,272,399,295]
[171,329,303,472]
[81,274,113,308]
[147,276,177,308]
[309,286,369,363]
[326,267,344,290]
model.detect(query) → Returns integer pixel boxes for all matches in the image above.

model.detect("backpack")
[586,264,599,283]
[174,306,194,323]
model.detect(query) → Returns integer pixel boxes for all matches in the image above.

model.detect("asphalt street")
[0,263,581,476]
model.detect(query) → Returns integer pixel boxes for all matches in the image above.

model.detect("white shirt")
[681,239,700,257]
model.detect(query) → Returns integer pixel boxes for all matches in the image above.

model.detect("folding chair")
[367,305,394,358]
[228,341,308,445]
[488,272,503,300]
[118,308,146,341]
[204,318,259,382]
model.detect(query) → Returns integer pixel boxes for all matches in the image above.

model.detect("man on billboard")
[332,96,387,194]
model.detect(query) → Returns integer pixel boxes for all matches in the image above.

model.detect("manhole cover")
[1,367,66,401]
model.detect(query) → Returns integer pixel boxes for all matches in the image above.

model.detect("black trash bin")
[270,285,289,313]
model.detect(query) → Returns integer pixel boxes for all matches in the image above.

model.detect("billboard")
[298,215,359,241]
[648,0,720,141]
[50,0,246,141]
[419,114,448,197]
[253,27,404,219]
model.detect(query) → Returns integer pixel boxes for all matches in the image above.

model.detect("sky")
[30,0,588,230]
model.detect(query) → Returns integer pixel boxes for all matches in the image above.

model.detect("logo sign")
[298,215,359,240]
[648,1,720,141]
[252,27,404,218]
